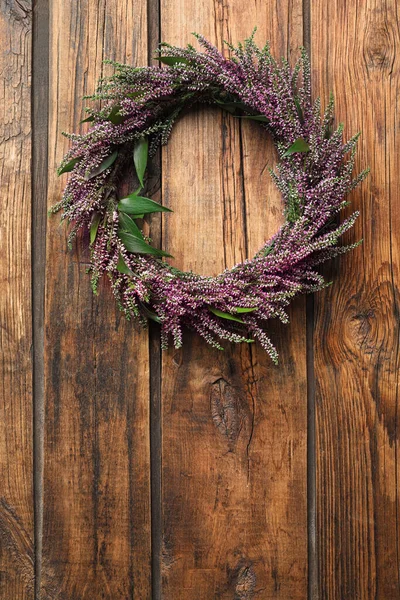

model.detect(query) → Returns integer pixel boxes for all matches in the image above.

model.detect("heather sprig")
[52,31,369,362]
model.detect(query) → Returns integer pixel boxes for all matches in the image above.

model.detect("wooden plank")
[0,3,34,598]
[160,3,308,598]
[42,2,151,598]
[311,1,400,598]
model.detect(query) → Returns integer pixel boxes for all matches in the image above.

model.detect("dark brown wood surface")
[41,2,151,598]
[0,0,399,598]
[0,3,34,599]
[160,2,308,598]
[312,1,400,598]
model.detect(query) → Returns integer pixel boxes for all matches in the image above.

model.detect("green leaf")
[58,156,82,175]
[282,137,310,157]
[80,115,95,123]
[324,125,333,140]
[294,97,304,124]
[117,254,134,275]
[214,100,249,114]
[85,150,118,180]
[108,105,124,125]
[236,115,269,122]
[157,56,190,66]
[209,307,245,324]
[126,90,145,99]
[235,307,257,313]
[118,195,172,215]
[133,137,148,188]
[118,211,144,240]
[140,303,162,323]
[118,231,172,258]
[260,240,276,257]
[90,212,101,245]
[285,193,302,223]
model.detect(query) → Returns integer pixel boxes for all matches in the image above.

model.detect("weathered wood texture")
[160,2,308,598]
[0,2,34,598]
[42,2,151,598]
[312,1,400,599]
[1,0,400,598]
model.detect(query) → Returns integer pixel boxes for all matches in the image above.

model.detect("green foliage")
[140,302,162,323]
[118,211,144,239]
[133,137,148,188]
[323,92,335,139]
[80,115,95,123]
[294,97,304,124]
[85,150,118,180]
[117,254,134,275]
[282,138,310,157]
[118,231,172,258]
[90,212,101,245]
[285,184,302,223]
[118,194,172,215]
[237,115,268,122]
[157,56,190,66]
[108,105,124,125]
[209,307,245,323]
[58,156,82,175]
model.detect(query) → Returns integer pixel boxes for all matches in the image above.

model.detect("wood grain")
[312,1,400,598]
[5,0,400,596]
[0,2,34,598]
[159,2,308,598]
[42,2,151,598]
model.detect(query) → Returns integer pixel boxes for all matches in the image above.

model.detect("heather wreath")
[51,31,369,362]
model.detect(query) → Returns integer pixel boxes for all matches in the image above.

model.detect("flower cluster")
[52,31,368,362]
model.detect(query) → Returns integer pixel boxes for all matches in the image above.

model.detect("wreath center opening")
[160,108,282,277]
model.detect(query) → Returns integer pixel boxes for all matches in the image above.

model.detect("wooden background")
[1,0,399,598]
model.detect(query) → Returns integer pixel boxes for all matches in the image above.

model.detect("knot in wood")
[5,0,31,22]
[365,17,395,72]
[234,565,256,599]
[210,378,242,445]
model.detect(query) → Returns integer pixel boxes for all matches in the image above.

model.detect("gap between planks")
[148,0,163,597]
[32,0,49,597]
[303,0,318,597]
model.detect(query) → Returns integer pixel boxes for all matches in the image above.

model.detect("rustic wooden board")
[4,0,400,596]
[0,3,34,598]
[159,2,308,598]
[42,2,151,598]
[312,1,400,598]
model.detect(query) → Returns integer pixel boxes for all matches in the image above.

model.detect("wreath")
[51,31,369,362]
